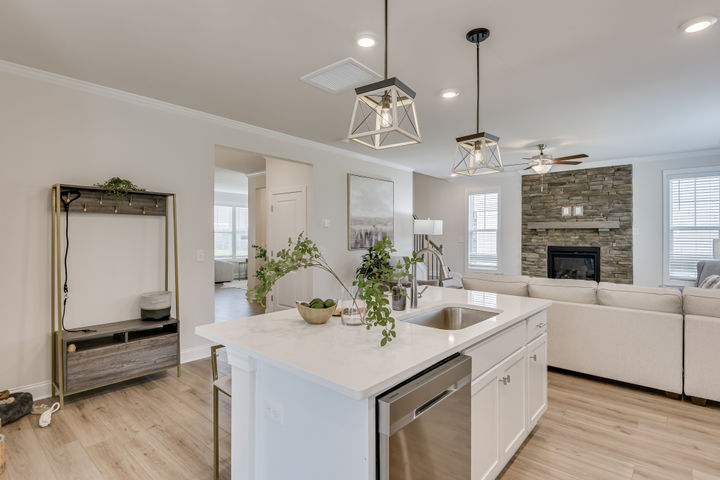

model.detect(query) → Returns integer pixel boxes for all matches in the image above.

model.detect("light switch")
[196,249,205,262]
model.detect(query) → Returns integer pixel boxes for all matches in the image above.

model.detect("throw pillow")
[699,274,720,289]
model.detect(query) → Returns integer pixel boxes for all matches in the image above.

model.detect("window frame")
[214,204,249,260]
[465,186,501,273]
[662,166,720,286]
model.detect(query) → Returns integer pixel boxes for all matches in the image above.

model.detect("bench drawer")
[65,333,178,394]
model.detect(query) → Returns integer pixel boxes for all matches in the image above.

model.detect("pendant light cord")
[476,42,480,133]
[384,0,388,79]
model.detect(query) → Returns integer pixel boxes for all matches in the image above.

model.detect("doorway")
[213,146,266,322]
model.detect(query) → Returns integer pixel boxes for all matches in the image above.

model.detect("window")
[665,169,720,283]
[467,191,499,271]
[214,205,249,259]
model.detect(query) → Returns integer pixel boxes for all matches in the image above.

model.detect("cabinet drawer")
[526,311,547,342]
[65,333,178,394]
[464,322,525,380]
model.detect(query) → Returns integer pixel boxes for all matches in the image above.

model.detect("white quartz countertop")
[195,287,551,400]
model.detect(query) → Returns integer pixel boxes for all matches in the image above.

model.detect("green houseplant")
[94,177,145,200]
[247,233,421,346]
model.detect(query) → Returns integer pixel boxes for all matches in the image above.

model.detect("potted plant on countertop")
[247,233,421,346]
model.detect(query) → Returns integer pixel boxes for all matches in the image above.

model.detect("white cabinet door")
[527,333,548,428]
[471,363,501,480]
[498,347,527,462]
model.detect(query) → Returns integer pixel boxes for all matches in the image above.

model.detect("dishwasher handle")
[414,388,456,418]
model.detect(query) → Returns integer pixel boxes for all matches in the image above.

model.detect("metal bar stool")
[211,345,231,480]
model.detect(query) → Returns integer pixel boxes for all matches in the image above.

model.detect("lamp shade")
[414,219,443,236]
[714,238,720,259]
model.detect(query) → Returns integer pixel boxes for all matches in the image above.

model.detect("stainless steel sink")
[403,307,498,330]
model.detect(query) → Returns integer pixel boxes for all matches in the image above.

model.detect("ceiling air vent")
[300,58,381,94]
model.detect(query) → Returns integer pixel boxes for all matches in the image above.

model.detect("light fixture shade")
[531,163,552,175]
[348,77,421,150]
[452,132,503,176]
[414,219,443,236]
[714,238,720,259]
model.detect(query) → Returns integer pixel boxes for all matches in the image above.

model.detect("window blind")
[668,174,720,281]
[468,192,499,270]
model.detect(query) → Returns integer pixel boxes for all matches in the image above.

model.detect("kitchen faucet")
[411,247,450,308]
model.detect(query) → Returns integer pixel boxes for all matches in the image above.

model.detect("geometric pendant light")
[347,0,421,149]
[451,28,503,176]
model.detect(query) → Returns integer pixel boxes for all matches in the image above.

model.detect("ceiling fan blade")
[553,154,588,161]
[523,165,534,170]
[521,157,533,160]
[552,160,582,165]
[504,163,529,167]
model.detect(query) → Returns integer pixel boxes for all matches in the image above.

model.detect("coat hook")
[99,194,103,206]
[142,206,147,215]
[155,198,159,208]
[128,195,133,207]
[83,203,87,212]
[114,204,118,214]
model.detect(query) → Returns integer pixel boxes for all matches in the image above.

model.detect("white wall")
[413,172,522,275]
[0,61,413,395]
[414,150,720,287]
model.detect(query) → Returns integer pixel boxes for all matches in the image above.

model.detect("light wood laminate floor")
[214,284,265,323]
[1,364,719,479]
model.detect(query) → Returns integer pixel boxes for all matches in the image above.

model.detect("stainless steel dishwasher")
[377,354,471,480]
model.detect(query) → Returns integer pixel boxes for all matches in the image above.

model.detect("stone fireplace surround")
[522,165,633,284]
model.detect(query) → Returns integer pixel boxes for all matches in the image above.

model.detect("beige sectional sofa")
[462,274,689,398]
[683,287,720,405]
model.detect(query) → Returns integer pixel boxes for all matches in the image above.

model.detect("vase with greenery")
[247,233,421,346]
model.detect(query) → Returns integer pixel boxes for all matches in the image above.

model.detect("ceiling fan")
[512,144,588,174]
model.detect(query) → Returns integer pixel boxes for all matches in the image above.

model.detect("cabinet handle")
[506,375,511,384]
[499,377,507,386]
[530,354,537,361]
[536,322,546,328]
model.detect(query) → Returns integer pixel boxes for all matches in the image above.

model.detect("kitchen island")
[195,287,551,480]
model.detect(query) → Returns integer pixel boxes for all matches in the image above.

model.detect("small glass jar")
[391,284,407,311]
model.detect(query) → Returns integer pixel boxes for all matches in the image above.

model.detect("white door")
[498,347,527,462]
[471,364,501,480]
[527,333,548,428]
[268,186,308,311]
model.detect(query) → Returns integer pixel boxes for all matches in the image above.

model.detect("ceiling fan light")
[347,77,421,150]
[681,16,717,33]
[532,163,552,175]
[452,132,503,176]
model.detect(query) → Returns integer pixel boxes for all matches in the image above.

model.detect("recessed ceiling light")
[680,16,717,33]
[441,89,460,99]
[357,35,376,47]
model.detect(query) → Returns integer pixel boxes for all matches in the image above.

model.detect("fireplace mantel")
[527,221,621,235]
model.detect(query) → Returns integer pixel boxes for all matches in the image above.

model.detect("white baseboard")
[10,380,53,401]
[10,345,213,401]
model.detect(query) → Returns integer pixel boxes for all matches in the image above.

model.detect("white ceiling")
[214,167,248,195]
[1,0,719,178]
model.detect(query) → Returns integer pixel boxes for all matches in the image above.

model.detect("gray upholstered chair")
[697,260,720,286]
[211,345,231,479]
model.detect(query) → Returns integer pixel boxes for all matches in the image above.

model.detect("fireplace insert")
[547,246,600,282]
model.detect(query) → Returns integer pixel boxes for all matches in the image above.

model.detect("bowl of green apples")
[296,298,337,325]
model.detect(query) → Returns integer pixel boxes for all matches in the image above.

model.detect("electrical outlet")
[264,398,284,424]
[196,249,205,262]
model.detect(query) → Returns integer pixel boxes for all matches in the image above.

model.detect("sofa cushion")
[528,277,597,304]
[462,273,529,296]
[683,287,720,318]
[596,282,682,314]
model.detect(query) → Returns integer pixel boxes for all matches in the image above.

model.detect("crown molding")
[0,59,414,173]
